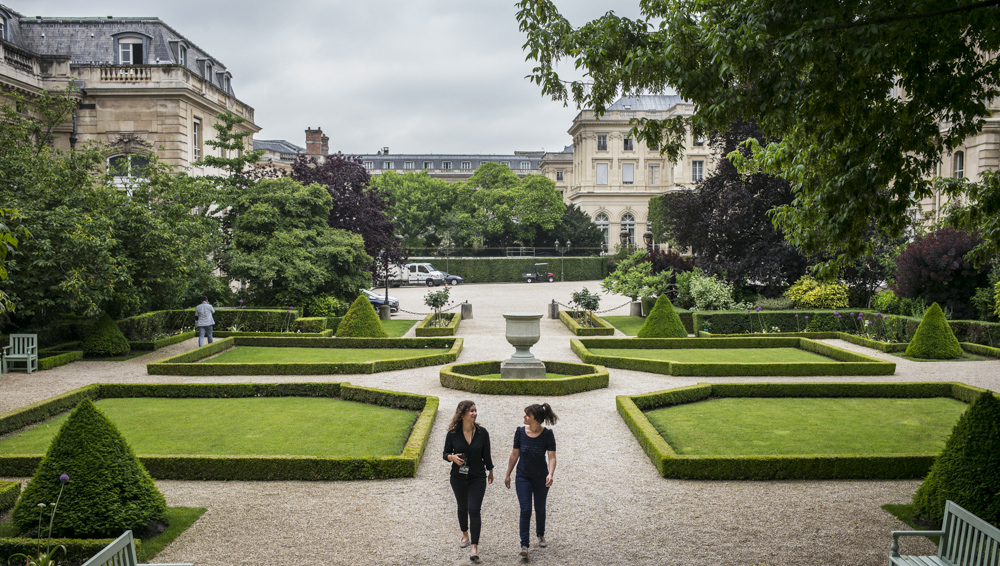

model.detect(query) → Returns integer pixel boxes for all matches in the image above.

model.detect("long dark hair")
[525,403,558,426]
[448,400,477,432]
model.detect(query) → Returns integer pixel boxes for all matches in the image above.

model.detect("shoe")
[470,551,480,562]
[538,536,547,548]
[460,539,471,548]
[520,546,529,557]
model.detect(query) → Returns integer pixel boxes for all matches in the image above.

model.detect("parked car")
[362,288,399,312]
[521,263,555,283]
[380,263,446,287]
[439,272,464,285]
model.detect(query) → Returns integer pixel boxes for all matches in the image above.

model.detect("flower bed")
[414,312,462,337]
[559,310,615,336]
[440,360,609,395]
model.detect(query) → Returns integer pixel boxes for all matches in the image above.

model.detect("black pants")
[450,473,487,544]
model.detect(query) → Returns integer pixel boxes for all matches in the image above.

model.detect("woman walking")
[443,400,494,563]
[504,403,558,558]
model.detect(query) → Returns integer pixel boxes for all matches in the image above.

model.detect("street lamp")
[643,231,653,253]
[439,235,455,273]
[619,229,631,251]
[554,239,571,281]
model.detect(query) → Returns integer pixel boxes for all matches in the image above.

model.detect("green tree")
[373,171,478,247]
[468,163,565,246]
[517,0,1000,272]
[0,208,28,314]
[228,177,371,305]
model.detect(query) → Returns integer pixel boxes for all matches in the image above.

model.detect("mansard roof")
[607,94,688,111]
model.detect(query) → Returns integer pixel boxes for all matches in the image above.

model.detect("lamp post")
[619,229,631,251]
[643,230,654,253]
[554,239,571,281]
[440,235,455,273]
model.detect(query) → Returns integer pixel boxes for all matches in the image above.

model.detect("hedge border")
[129,330,197,351]
[415,312,462,337]
[146,337,463,375]
[439,360,609,396]
[572,337,896,376]
[698,330,910,353]
[0,382,438,481]
[558,310,615,336]
[618,381,990,480]
[0,537,125,565]
[959,342,1000,359]
[0,480,19,513]
[37,350,84,370]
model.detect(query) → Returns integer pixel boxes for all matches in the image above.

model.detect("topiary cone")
[11,398,167,538]
[904,302,963,359]
[637,295,688,338]
[912,391,1000,527]
[82,312,131,357]
[335,295,389,338]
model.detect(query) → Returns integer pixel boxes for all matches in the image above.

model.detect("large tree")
[650,121,807,296]
[467,163,566,246]
[533,204,606,250]
[372,170,478,248]
[517,0,1000,272]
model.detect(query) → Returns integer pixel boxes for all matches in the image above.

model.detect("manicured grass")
[474,373,574,380]
[0,397,418,457]
[384,319,418,337]
[138,507,206,561]
[201,346,449,364]
[589,347,835,363]
[646,397,966,456]
[603,315,645,336]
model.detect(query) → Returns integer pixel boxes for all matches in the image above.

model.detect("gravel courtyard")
[3,281,997,566]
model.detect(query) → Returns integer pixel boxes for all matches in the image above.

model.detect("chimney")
[305,127,324,156]
[321,134,329,156]
[383,146,389,155]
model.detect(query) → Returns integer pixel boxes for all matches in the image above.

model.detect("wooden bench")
[890,500,1000,566]
[81,530,193,566]
[2,333,38,374]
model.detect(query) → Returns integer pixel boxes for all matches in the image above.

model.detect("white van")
[382,263,445,287]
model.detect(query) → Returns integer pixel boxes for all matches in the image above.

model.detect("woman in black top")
[443,400,494,562]
[504,403,557,558]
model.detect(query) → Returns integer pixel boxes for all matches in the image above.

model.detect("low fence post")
[461,301,473,320]
[549,300,560,319]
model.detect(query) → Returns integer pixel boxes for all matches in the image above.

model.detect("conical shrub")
[905,302,963,359]
[637,295,688,338]
[82,313,130,357]
[11,399,167,538]
[335,295,388,338]
[912,392,1000,527]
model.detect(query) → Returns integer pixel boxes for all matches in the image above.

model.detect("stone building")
[0,3,258,174]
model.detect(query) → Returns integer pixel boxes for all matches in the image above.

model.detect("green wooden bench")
[890,500,1000,566]
[2,333,38,374]
[81,530,193,566]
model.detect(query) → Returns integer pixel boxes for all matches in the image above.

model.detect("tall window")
[204,62,213,82]
[443,161,453,169]
[178,45,188,66]
[108,154,150,179]
[404,161,415,170]
[383,161,395,170]
[597,135,607,151]
[363,161,374,169]
[0,18,6,41]
[954,151,965,179]
[461,161,472,170]
[423,161,433,169]
[501,161,511,167]
[119,38,144,65]
[621,213,636,244]
[520,161,530,170]
[622,163,634,185]
[192,119,202,161]
[623,137,634,151]
[596,163,609,185]
[595,213,610,249]
[692,160,704,182]
[556,170,564,181]
[649,164,660,186]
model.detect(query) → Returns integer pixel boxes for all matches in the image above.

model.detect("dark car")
[362,288,399,312]
[439,272,464,285]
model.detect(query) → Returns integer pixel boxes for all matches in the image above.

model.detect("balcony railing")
[1,40,36,73]
[99,65,154,82]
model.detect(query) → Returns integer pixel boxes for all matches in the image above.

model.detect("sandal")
[460,539,471,548]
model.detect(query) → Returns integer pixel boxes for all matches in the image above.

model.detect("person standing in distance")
[443,400,494,563]
[194,296,215,347]
[504,403,557,558]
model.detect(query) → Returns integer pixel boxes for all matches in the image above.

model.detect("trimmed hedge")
[906,302,964,359]
[440,360,609,396]
[0,382,438,481]
[572,337,896,376]
[38,350,84,370]
[129,330,197,351]
[146,337,463,376]
[116,308,303,340]
[698,330,910,353]
[960,342,1000,358]
[415,312,462,337]
[290,317,330,333]
[81,313,130,357]
[638,295,688,338]
[336,297,389,338]
[0,480,19,513]
[0,537,124,565]
[214,330,334,338]
[618,381,989,480]
[410,256,610,283]
[558,310,615,336]
[693,309,867,335]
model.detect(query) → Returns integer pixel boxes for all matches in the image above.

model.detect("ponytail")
[525,403,558,426]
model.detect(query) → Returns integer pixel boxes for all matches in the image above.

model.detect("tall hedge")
[637,295,688,338]
[335,296,389,338]
[409,256,609,283]
[11,399,167,538]
[913,392,1000,527]
[905,302,963,359]
[81,313,130,357]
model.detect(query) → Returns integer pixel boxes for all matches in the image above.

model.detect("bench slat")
[892,555,951,566]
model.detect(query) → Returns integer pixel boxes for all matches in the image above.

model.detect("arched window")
[621,212,636,245]
[0,15,7,41]
[108,154,150,180]
[595,212,610,250]
[117,37,145,65]
[953,151,965,179]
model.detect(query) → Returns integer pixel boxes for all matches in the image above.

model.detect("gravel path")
[3,281,997,565]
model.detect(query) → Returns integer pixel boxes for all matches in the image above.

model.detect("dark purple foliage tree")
[289,154,405,281]
[894,227,988,319]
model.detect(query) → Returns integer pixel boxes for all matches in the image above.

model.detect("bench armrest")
[142,563,194,566]
[890,530,946,557]
[1,345,8,355]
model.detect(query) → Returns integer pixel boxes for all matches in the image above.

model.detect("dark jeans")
[198,325,214,347]
[450,473,487,545]
[515,474,549,548]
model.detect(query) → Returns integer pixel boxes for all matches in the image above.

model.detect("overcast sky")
[28,0,649,155]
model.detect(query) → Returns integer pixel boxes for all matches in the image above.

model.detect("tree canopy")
[517,0,1000,271]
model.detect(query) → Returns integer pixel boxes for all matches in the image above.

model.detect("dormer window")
[177,44,187,66]
[204,61,213,83]
[118,38,145,65]
[0,16,6,41]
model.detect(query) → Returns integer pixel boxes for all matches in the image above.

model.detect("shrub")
[894,227,989,319]
[637,295,688,338]
[784,276,850,309]
[674,268,699,309]
[871,290,900,315]
[304,295,349,318]
[996,281,1000,319]
[335,296,389,338]
[81,313,130,357]
[756,297,794,310]
[913,392,1000,527]
[905,303,964,359]
[899,296,929,318]
[11,399,167,538]
[689,272,744,310]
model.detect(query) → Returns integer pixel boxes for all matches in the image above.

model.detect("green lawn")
[201,346,448,364]
[647,397,967,455]
[589,347,834,363]
[602,315,645,336]
[0,397,418,457]
[384,319,418,337]
[474,373,573,380]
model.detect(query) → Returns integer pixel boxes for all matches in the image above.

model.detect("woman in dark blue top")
[443,400,493,563]
[504,402,557,558]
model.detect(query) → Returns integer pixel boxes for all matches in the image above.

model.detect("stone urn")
[501,312,546,379]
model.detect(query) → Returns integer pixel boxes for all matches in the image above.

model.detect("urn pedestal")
[500,312,546,379]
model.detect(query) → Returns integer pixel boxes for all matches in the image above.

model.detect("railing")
[99,65,153,82]
[1,41,35,73]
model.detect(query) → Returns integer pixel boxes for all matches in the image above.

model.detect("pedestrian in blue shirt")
[503,403,557,558]
[194,296,215,347]
[443,400,494,563]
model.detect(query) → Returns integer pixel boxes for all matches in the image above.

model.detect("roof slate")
[608,94,688,111]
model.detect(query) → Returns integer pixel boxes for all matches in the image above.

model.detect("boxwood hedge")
[415,312,462,337]
[558,310,615,336]
[0,382,438,481]
[440,360,609,395]
[618,381,989,480]
[698,330,910,353]
[0,480,19,513]
[0,537,125,565]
